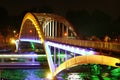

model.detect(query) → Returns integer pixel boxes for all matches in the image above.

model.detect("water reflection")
[0,68,50,80]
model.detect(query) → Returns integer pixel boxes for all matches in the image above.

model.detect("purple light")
[18,39,42,43]
[44,41,55,73]
[63,45,66,50]
[16,39,95,55]
[87,51,94,55]
[46,41,96,55]
[71,47,75,52]
[75,48,80,53]
[66,45,70,51]
[80,49,86,55]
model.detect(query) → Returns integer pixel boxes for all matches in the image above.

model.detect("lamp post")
[13,30,16,37]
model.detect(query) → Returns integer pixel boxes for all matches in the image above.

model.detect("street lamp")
[13,30,16,37]
[13,30,16,34]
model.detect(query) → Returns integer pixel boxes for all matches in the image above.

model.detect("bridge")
[14,12,120,79]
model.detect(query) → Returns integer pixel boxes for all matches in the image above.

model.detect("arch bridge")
[17,12,120,79]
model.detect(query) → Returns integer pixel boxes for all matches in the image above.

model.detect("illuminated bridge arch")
[19,12,77,40]
[53,55,120,77]
[18,12,78,74]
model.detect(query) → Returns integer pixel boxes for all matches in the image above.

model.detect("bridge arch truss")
[18,12,78,74]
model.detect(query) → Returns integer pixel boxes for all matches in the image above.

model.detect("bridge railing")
[46,38,120,52]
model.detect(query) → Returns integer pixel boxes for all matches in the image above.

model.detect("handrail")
[46,38,120,52]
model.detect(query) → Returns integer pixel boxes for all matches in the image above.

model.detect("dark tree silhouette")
[0,7,9,46]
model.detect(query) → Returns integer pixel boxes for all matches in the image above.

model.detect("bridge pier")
[31,57,35,63]
[54,47,56,64]
[58,48,60,65]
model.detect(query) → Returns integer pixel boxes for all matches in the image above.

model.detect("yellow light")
[46,72,53,80]
[10,38,16,44]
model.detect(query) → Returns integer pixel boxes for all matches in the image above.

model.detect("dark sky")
[0,0,120,38]
[0,0,120,19]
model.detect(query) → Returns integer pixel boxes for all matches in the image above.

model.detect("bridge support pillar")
[49,21,52,37]
[32,57,35,63]
[58,48,60,65]
[47,24,49,37]
[65,50,68,61]
[54,47,58,68]
[55,21,57,37]
[54,47,56,64]
[52,20,55,37]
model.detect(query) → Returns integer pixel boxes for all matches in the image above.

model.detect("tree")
[0,7,9,47]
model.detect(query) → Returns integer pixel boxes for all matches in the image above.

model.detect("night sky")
[0,0,120,18]
[0,0,120,38]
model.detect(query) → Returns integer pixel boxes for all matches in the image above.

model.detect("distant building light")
[29,30,32,33]
[64,32,67,36]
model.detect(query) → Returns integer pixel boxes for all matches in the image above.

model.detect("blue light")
[46,41,96,55]
[18,39,42,43]
[16,39,96,56]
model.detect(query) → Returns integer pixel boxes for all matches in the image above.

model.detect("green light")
[111,68,120,77]
[59,54,66,58]
[91,75,99,80]
[107,66,111,70]
[30,42,35,50]
[102,77,111,80]
[91,64,101,75]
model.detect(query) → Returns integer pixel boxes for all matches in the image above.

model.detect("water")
[24,69,43,80]
[0,69,50,80]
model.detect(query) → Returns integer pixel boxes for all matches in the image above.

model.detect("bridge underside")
[53,55,120,76]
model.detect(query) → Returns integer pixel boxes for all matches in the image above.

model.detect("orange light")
[29,30,32,33]
[64,32,67,36]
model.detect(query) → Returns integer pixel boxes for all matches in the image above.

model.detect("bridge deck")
[46,38,120,52]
